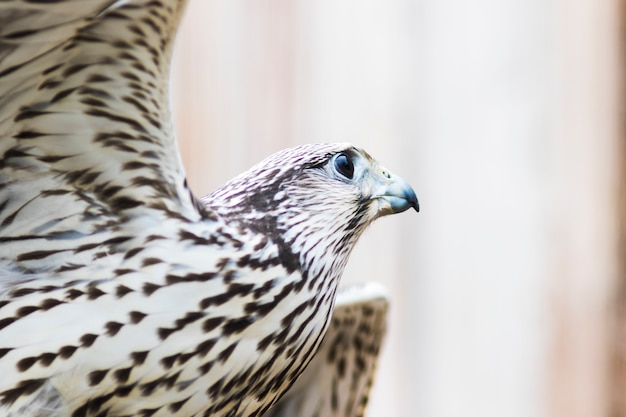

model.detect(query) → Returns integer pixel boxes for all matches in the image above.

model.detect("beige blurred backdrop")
[170,1,625,416]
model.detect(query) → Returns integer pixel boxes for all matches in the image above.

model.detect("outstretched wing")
[0,0,199,273]
[264,283,390,417]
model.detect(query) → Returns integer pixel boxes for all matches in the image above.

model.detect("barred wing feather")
[0,0,198,275]
[264,283,390,417]
[0,2,410,417]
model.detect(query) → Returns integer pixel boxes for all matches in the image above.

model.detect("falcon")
[0,1,418,417]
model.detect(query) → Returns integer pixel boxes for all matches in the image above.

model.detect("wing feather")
[0,0,198,273]
[264,283,390,417]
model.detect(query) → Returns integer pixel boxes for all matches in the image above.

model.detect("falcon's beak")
[372,169,419,215]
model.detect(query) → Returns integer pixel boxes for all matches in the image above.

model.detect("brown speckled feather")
[0,2,418,417]
[0,0,198,275]
[263,283,389,417]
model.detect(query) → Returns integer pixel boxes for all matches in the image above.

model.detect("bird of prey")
[0,1,418,417]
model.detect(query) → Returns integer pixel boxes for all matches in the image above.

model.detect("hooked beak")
[372,170,419,215]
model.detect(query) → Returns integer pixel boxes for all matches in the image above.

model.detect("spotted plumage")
[0,1,418,417]
[265,283,389,417]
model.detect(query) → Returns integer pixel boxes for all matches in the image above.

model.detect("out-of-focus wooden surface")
[170,1,624,416]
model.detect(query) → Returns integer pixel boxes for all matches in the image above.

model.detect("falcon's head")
[205,143,418,275]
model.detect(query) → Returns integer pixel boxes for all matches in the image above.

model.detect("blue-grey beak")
[373,170,419,215]
[382,175,419,213]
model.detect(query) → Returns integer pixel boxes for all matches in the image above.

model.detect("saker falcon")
[0,1,419,417]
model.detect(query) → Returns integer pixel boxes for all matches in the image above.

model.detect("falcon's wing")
[264,283,390,417]
[0,0,199,272]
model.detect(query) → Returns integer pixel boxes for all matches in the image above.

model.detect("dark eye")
[334,153,354,179]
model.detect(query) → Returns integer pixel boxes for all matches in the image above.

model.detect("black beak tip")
[411,197,420,213]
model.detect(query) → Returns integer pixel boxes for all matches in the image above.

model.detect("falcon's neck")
[206,203,364,299]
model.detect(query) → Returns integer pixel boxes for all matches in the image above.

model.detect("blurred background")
[170,1,624,416]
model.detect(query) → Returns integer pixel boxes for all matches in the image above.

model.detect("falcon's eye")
[334,153,354,179]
